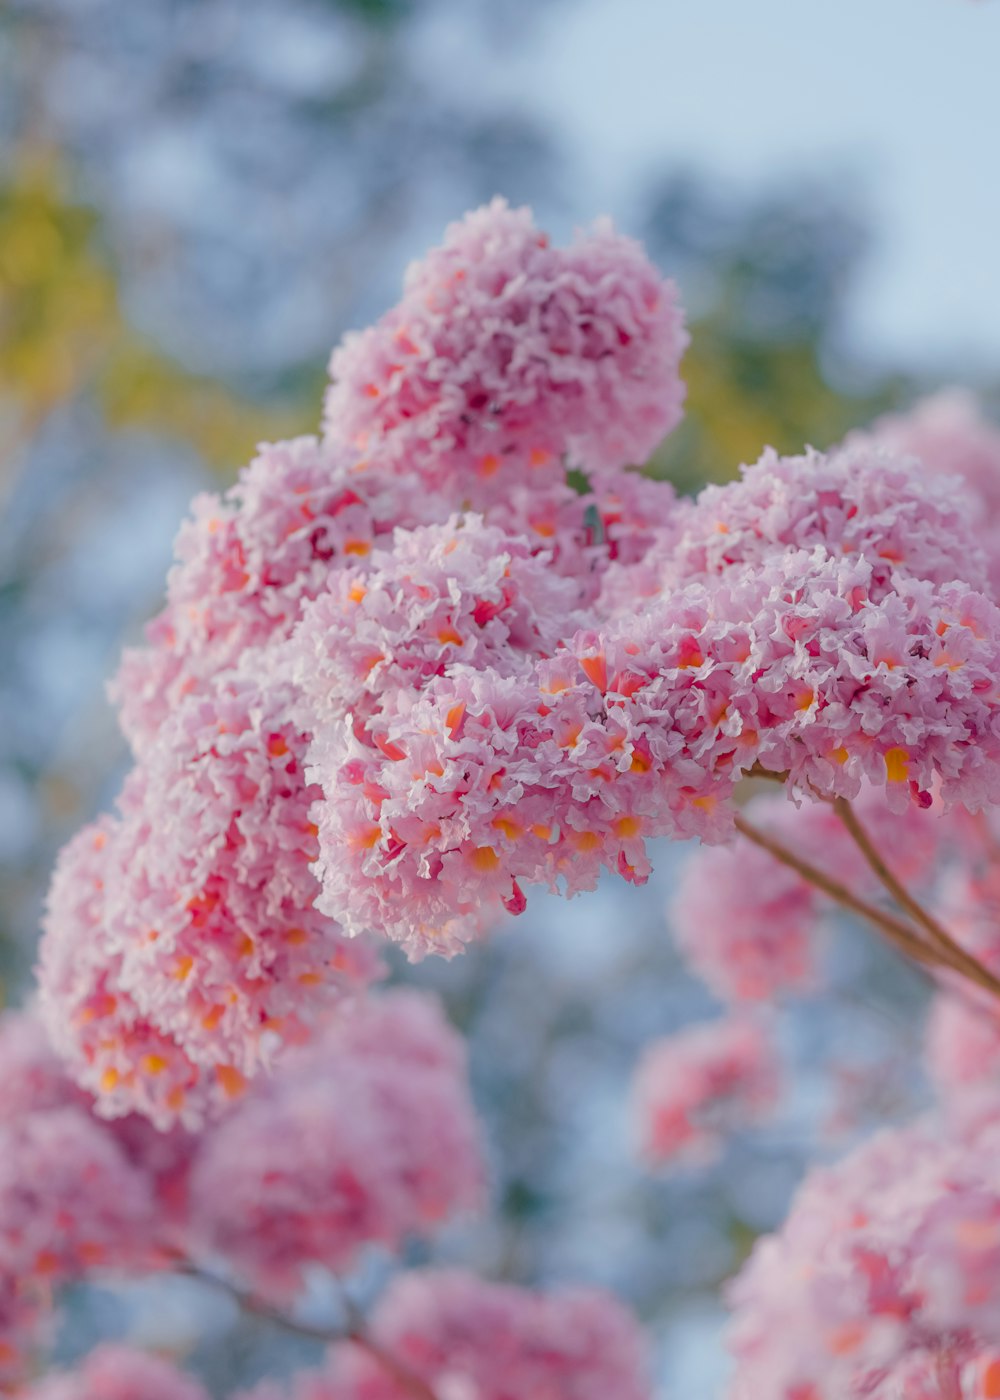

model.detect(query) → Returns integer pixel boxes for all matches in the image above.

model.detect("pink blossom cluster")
[30,200,1000,1400]
[726,1106,1000,1398]
[240,1269,652,1400]
[861,390,1000,596]
[0,991,482,1384]
[40,679,380,1129]
[43,198,1000,1106]
[19,1272,652,1400]
[187,990,485,1300]
[311,546,1000,954]
[20,1346,210,1400]
[0,1012,165,1383]
[39,200,690,1115]
[323,198,689,502]
[667,441,987,597]
[921,811,1000,1103]
[631,1015,779,1169]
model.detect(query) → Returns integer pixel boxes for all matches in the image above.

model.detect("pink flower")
[21,1346,210,1400]
[324,199,687,506]
[726,1107,1000,1398]
[632,1016,780,1169]
[112,436,438,752]
[188,991,484,1301]
[39,679,382,1127]
[0,1007,194,1226]
[290,514,580,730]
[667,441,987,598]
[0,1109,157,1378]
[239,1269,652,1400]
[862,390,1000,596]
[309,548,1000,952]
[38,817,210,1130]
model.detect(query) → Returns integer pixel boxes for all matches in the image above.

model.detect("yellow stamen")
[884,747,910,783]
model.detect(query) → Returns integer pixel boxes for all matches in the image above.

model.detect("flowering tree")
[9,196,1000,1397]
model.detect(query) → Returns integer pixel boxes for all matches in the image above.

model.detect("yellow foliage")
[0,154,295,478]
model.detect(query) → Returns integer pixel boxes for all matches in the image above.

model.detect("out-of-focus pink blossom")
[726,1107,1000,1398]
[22,1346,210,1400]
[672,786,942,1002]
[0,1110,157,1380]
[188,991,484,1300]
[239,1269,652,1400]
[632,1016,779,1169]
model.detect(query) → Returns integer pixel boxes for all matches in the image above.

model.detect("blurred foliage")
[644,173,905,492]
[0,155,293,489]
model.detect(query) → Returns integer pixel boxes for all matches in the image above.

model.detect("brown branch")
[175,1263,439,1400]
[832,796,1000,1003]
[338,1290,441,1400]
[733,814,941,974]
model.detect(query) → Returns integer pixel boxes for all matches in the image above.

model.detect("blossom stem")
[733,814,940,972]
[175,1263,440,1400]
[831,796,1000,1002]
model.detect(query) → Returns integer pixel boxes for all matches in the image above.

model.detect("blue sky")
[480,0,1000,374]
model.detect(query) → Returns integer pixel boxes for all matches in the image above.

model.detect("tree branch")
[832,796,1000,1002]
[733,813,941,973]
[175,1263,439,1400]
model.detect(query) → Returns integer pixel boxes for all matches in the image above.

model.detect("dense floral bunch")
[241,1270,652,1400]
[0,993,483,1384]
[187,990,485,1300]
[632,1014,779,1169]
[726,1106,1000,1398]
[20,1347,211,1400]
[20,197,1000,1398]
[40,198,1000,1107]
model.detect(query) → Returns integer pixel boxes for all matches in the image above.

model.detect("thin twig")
[338,1289,440,1400]
[733,814,940,973]
[175,1263,439,1400]
[174,1261,342,1344]
[832,796,1000,1002]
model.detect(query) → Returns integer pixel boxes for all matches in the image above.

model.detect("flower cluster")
[43,196,1000,1110]
[21,1347,210,1400]
[631,1015,780,1169]
[323,198,688,502]
[241,1269,652,1400]
[726,1107,1000,1398]
[40,199,689,1115]
[0,990,482,1384]
[667,441,987,597]
[311,546,1000,955]
[290,514,581,731]
[861,389,1000,596]
[188,991,485,1300]
[0,1012,163,1382]
[40,678,380,1128]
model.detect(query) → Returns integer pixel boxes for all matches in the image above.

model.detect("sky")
[473,0,1000,375]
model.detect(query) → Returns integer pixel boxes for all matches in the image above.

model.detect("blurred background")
[1,0,998,1394]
